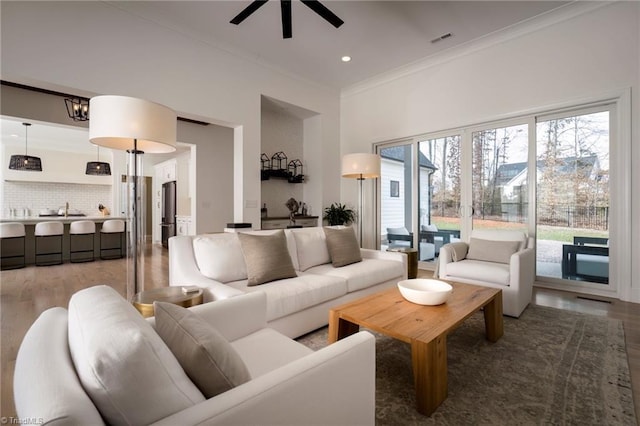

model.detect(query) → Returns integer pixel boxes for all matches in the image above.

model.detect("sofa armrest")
[438,242,470,279]
[509,247,535,289]
[362,248,407,277]
[169,235,244,302]
[150,331,376,426]
[361,248,405,263]
[188,292,268,341]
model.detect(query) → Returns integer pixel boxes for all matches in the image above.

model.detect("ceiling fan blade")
[300,0,344,28]
[230,0,269,25]
[281,0,292,38]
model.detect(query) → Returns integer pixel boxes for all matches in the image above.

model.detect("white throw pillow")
[292,228,331,271]
[193,234,247,283]
[68,285,204,426]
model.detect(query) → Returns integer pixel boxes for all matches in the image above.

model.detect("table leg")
[411,334,447,416]
[483,293,504,342]
[328,313,360,344]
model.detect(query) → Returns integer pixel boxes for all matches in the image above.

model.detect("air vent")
[431,32,453,44]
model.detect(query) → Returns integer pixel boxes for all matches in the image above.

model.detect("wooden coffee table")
[328,281,503,416]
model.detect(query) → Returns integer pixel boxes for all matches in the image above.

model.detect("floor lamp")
[89,96,176,300]
[341,153,381,247]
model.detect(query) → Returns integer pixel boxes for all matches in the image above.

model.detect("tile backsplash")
[3,181,112,217]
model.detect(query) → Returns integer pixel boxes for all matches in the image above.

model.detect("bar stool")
[35,222,64,266]
[100,219,125,260]
[1,222,26,270]
[70,220,96,263]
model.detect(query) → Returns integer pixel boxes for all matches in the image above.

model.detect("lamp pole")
[358,174,364,247]
[89,95,176,301]
[127,142,145,298]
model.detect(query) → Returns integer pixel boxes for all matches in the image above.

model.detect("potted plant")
[323,203,356,226]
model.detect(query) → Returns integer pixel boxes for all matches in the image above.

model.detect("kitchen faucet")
[65,202,69,217]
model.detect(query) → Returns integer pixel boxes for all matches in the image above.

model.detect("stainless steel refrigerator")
[161,181,176,248]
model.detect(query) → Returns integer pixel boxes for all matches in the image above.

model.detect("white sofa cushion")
[291,227,331,271]
[238,230,297,285]
[193,234,247,283]
[466,238,521,264]
[68,285,204,426]
[154,301,251,398]
[231,328,314,378]
[307,258,404,293]
[446,259,510,286]
[226,274,347,321]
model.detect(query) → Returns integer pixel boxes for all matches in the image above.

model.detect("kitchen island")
[0,216,127,265]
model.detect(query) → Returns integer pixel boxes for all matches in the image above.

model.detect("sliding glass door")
[379,143,414,254]
[376,100,622,295]
[535,108,611,288]
[471,123,529,233]
[417,135,461,262]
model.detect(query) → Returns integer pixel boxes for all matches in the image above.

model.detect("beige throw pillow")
[323,226,362,267]
[237,230,297,285]
[466,238,521,264]
[154,302,251,398]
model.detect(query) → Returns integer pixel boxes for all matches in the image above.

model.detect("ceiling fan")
[230,0,344,39]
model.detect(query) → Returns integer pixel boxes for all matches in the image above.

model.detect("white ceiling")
[1,117,95,154]
[3,1,571,152]
[109,0,570,90]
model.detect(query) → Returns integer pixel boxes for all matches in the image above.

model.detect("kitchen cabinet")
[155,159,177,184]
[176,216,192,236]
[261,216,318,230]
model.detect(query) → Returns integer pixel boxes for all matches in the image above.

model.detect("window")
[375,95,629,299]
[390,180,399,197]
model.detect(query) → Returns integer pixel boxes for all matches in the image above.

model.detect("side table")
[387,247,418,279]
[132,286,203,318]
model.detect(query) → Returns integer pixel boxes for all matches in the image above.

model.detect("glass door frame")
[375,138,418,253]
[533,103,620,296]
[373,90,631,300]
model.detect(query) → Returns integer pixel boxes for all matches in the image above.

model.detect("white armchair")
[438,229,535,317]
[14,287,376,425]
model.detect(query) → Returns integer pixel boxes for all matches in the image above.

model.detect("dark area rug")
[297,305,636,425]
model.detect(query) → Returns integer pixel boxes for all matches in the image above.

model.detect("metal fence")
[432,202,609,231]
[537,205,609,230]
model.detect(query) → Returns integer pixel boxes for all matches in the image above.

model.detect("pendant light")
[85,146,112,175]
[65,97,89,121]
[9,123,42,171]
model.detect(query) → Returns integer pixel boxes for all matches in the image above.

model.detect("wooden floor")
[1,246,638,420]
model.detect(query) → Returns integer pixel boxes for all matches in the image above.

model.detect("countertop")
[0,215,127,224]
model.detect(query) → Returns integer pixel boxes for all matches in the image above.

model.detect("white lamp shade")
[89,95,177,153]
[341,153,381,179]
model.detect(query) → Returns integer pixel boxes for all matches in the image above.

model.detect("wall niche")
[260,96,309,218]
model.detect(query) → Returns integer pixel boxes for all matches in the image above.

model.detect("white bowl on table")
[397,279,453,306]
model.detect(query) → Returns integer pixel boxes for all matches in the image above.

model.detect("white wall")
[261,103,304,218]
[0,1,341,230]
[3,181,111,217]
[341,2,640,302]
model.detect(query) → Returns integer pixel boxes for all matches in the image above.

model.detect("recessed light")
[341,55,352,62]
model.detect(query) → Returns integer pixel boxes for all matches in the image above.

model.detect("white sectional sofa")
[170,226,407,338]
[14,286,376,425]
